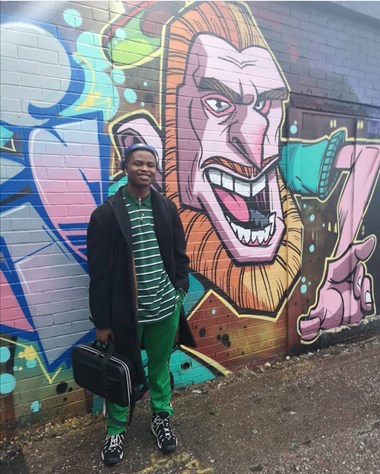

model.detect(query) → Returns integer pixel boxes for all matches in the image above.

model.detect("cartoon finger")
[318,288,344,330]
[360,275,373,315]
[354,236,376,263]
[353,262,365,299]
[307,305,325,320]
[329,236,376,282]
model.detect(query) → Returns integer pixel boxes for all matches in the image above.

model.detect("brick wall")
[1,1,379,427]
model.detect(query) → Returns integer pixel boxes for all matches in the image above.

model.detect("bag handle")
[98,341,138,427]
[100,342,114,392]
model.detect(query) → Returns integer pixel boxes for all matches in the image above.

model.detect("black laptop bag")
[71,341,140,416]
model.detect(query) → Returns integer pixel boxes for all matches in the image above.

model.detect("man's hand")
[96,328,115,345]
[298,236,376,342]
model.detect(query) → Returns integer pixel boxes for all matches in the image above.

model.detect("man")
[87,143,195,465]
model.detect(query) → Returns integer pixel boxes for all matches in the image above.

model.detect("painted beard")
[178,171,302,314]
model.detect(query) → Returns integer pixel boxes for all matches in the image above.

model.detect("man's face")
[124,150,157,189]
[177,35,288,263]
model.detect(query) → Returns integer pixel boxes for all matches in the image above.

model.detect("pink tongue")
[214,188,249,222]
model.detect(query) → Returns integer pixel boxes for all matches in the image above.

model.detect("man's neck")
[126,183,150,199]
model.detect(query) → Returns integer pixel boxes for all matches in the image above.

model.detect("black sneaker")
[151,412,178,453]
[101,431,125,465]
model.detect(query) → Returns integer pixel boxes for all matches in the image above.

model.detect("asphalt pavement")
[1,335,380,474]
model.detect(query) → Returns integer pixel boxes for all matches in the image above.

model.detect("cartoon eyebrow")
[199,77,242,104]
[199,78,289,105]
[257,87,289,101]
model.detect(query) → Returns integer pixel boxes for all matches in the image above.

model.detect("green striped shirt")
[123,187,177,324]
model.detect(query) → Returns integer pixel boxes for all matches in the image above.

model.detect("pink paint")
[0,271,34,331]
[288,43,299,63]
[29,121,102,261]
[214,188,249,222]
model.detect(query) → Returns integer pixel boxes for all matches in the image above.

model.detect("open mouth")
[206,168,276,246]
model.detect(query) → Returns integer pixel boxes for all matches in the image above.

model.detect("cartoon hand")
[298,236,376,342]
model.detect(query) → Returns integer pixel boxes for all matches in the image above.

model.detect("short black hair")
[122,143,158,168]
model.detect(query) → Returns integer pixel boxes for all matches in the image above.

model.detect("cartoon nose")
[228,109,268,170]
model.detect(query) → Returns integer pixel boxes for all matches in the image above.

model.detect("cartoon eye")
[202,95,235,117]
[254,99,271,115]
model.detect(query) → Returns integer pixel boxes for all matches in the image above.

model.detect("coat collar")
[108,187,132,248]
[108,186,171,250]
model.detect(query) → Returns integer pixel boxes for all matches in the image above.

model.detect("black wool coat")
[87,186,196,386]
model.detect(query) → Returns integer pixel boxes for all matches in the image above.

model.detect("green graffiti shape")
[108,17,161,66]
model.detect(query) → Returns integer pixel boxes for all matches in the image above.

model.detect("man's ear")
[113,115,163,190]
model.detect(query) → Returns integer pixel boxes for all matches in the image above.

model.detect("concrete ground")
[1,336,380,474]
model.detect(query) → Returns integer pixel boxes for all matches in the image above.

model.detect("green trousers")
[106,301,181,435]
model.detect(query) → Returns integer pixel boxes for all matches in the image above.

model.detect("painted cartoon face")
[177,35,289,263]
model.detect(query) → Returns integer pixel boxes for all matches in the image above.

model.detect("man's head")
[122,143,158,168]
[123,143,158,191]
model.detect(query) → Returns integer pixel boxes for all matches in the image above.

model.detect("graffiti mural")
[1,1,379,425]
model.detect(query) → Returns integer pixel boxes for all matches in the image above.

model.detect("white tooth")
[250,230,258,244]
[222,172,234,191]
[234,179,251,197]
[257,229,265,244]
[231,221,238,235]
[264,224,271,241]
[208,169,222,186]
[269,213,276,226]
[236,225,244,242]
[251,176,265,196]
[226,214,231,223]
[233,224,249,243]
[242,227,250,244]
[365,291,372,304]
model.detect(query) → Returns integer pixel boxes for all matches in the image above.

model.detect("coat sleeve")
[87,205,113,329]
[169,201,190,295]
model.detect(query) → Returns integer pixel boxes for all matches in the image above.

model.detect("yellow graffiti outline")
[294,130,380,230]
[108,108,161,162]
[297,234,378,346]
[0,336,62,384]
[284,126,356,206]
[297,240,377,345]
[72,53,113,118]
[187,288,290,323]
[0,137,16,152]
[99,7,165,70]
[180,345,232,376]
[287,123,380,253]
[295,121,380,343]
[286,128,380,146]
